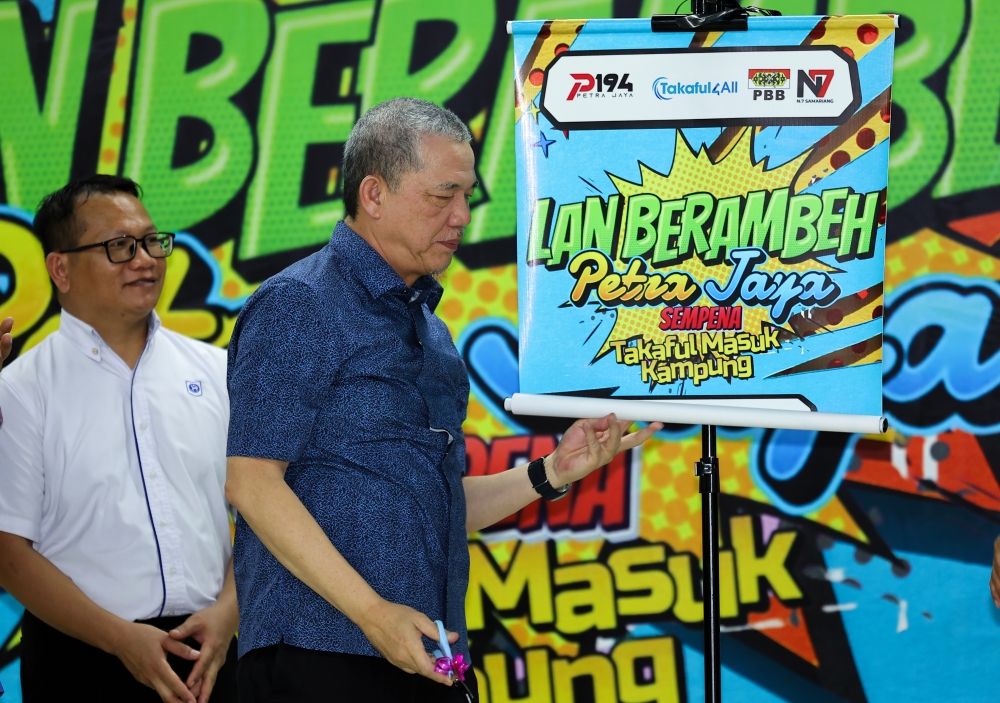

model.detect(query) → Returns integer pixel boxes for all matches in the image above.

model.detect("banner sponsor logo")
[652,76,739,101]
[541,47,860,128]
[748,68,790,89]
[798,69,836,102]
[567,72,633,100]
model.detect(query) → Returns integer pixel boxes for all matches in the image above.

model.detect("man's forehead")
[75,192,155,230]
[432,178,479,191]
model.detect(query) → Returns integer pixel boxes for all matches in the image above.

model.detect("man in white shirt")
[0,176,238,703]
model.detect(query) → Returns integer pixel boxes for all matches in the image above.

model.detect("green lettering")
[125,0,269,231]
[549,201,583,268]
[707,195,741,263]
[739,188,787,253]
[652,199,684,267]
[838,192,880,259]
[937,0,1000,196]
[582,194,620,255]
[780,193,821,260]
[831,0,964,207]
[621,194,660,259]
[527,197,553,264]
[241,0,375,258]
[0,0,97,210]
[815,187,849,254]
[465,0,613,245]
[678,192,714,257]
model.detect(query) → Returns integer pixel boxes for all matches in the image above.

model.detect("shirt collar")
[58,307,162,364]
[330,221,444,312]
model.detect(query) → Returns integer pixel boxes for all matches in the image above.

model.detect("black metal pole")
[697,425,722,703]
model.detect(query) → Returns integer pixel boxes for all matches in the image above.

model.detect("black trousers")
[20,610,238,702]
[237,643,479,703]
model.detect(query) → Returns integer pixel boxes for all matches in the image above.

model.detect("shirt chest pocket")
[413,310,469,435]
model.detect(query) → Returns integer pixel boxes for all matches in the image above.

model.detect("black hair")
[34,175,143,255]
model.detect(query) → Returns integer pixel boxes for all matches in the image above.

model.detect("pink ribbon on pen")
[434,653,470,681]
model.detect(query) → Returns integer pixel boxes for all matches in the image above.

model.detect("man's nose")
[449,197,472,228]
[130,240,157,267]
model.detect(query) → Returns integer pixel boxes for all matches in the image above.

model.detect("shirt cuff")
[0,515,41,544]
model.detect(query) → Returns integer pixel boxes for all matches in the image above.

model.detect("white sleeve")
[0,378,44,542]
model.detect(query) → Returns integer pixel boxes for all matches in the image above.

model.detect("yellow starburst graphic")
[594,127,837,359]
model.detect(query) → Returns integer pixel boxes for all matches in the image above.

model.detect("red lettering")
[465,436,489,477]
[570,454,627,528]
[718,306,743,330]
[696,306,712,329]
[707,307,720,330]
[671,308,685,330]
[685,309,700,330]
[488,436,531,476]
[487,436,531,526]
[517,435,559,531]
[659,307,675,331]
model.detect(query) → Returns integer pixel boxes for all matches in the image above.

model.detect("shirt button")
[140,423,147,430]
[91,348,98,355]
[159,520,167,527]
[149,471,157,479]
[169,567,177,575]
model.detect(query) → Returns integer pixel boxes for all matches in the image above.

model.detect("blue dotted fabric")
[227,221,470,661]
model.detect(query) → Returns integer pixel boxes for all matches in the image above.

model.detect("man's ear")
[45,252,72,295]
[358,175,386,220]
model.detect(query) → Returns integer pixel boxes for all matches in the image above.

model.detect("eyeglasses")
[61,232,175,263]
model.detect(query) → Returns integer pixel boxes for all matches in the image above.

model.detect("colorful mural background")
[1,0,999,700]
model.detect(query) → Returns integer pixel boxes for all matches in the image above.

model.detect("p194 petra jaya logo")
[566,72,634,100]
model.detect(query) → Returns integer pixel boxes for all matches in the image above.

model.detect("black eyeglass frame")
[60,232,176,263]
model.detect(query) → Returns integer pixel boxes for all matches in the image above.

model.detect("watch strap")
[528,456,570,501]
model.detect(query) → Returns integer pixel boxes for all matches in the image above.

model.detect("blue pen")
[434,619,453,666]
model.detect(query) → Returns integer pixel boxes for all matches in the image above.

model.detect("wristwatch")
[528,456,570,501]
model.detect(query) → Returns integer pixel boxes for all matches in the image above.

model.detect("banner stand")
[509,2,895,700]
[697,424,722,703]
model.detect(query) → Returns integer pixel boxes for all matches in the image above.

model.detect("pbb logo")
[748,68,789,89]
[566,72,634,100]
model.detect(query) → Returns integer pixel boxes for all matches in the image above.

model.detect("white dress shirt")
[0,309,231,621]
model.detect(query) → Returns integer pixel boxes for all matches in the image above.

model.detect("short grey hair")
[343,98,472,218]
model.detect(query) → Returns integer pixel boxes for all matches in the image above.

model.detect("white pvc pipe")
[504,393,888,435]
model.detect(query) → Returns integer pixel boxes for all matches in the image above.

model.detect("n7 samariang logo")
[566,72,634,100]
[798,69,835,101]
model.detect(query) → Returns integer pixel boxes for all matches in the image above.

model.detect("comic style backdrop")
[0,0,998,701]
[513,15,892,419]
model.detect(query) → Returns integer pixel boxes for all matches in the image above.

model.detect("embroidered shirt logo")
[186,381,203,397]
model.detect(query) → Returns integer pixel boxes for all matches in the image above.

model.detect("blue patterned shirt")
[227,221,470,660]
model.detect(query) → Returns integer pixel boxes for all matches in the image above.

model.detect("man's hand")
[0,317,13,369]
[548,414,663,488]
[991,535,1000,607]
[112,622,200,703]
[358,598,456,685]
[169,601,239,703]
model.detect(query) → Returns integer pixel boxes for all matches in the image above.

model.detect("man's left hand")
[169,601,239,703]
[548,413,662,488]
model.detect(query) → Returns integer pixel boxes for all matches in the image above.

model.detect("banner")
[2,1,1000,701]
[514,16,893,419]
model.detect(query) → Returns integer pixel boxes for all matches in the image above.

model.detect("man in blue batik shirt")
[225,98,662,703]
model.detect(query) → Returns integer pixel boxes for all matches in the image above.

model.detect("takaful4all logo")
[653,76,739,100]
